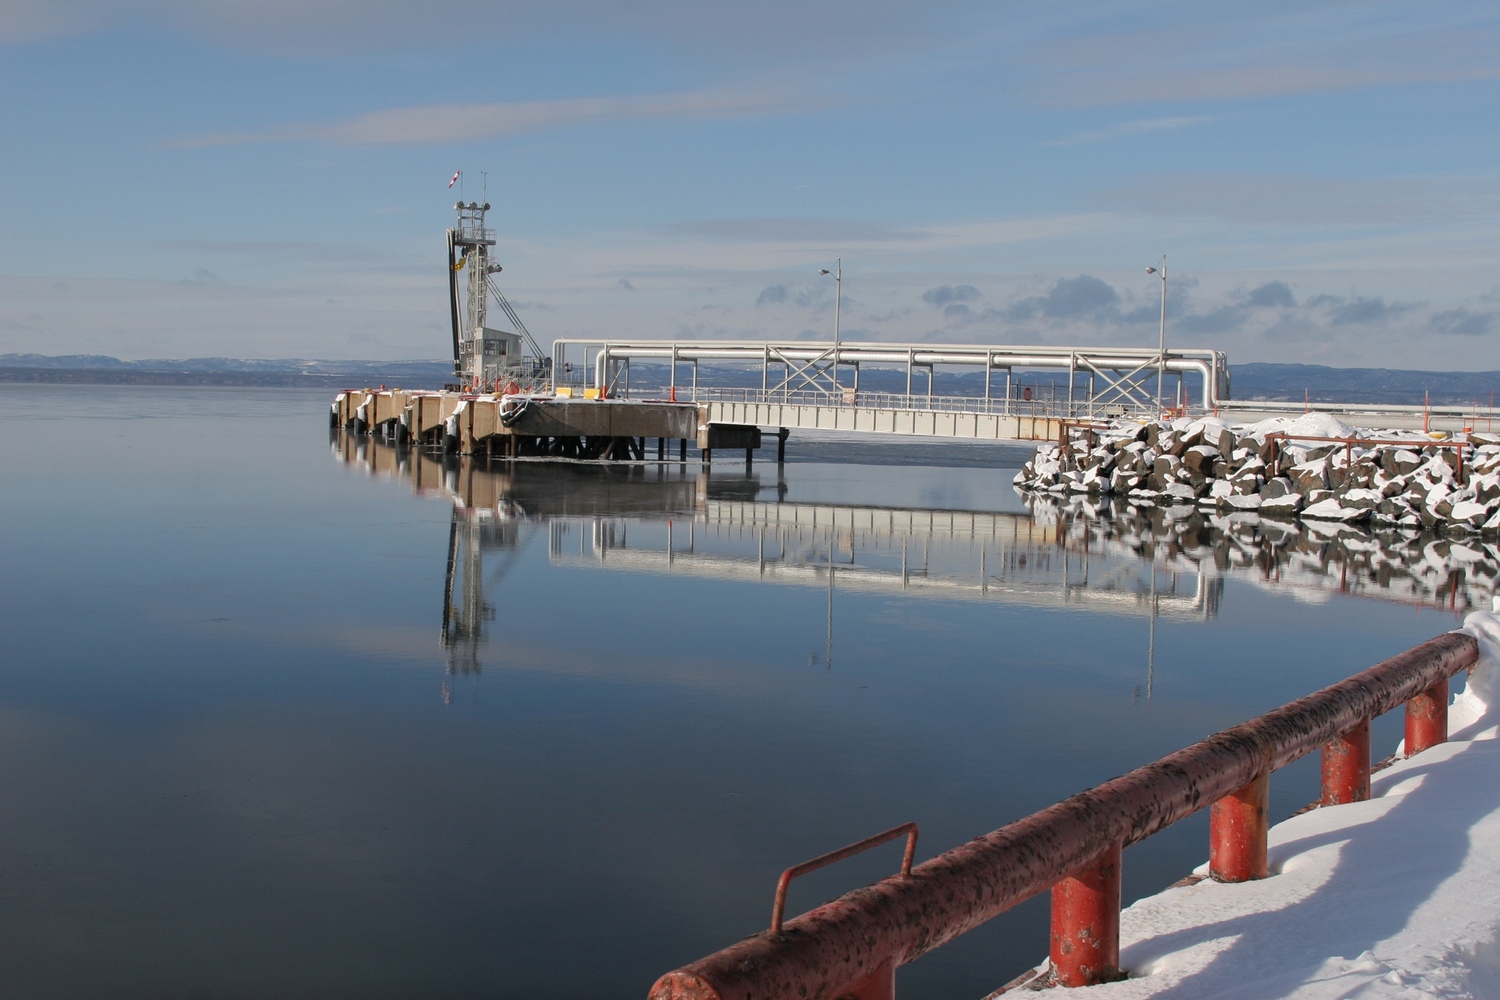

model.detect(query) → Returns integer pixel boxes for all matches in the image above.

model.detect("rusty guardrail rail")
[648,630,1479,1000]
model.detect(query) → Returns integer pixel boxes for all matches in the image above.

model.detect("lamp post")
[1145,256,1167,413]
[818,259,842,391]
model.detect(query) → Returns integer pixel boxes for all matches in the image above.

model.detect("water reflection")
[335,431,1485,640]
[1022,493,1492,614]
[335,434,1226,698]
[335,431,1486,727]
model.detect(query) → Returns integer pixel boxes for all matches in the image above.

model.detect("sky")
[0,1,1497,369]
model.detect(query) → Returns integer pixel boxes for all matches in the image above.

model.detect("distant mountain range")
[0,354,455,388]
[1,353,1497,406]
[1230,363,1500,406]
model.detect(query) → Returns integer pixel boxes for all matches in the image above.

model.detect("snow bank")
[1039,608,1500,999]
[1454,605,1500,729]
[1242,412,1361,441]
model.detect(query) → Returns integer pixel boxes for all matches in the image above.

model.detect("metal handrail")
[648,630,1478,1000]
[688,386,1152,420]
[770,823,918,934]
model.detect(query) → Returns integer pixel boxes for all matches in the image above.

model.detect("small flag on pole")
[448,170,461,189]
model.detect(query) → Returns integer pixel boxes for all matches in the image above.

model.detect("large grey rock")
[1260,493,1304,517]
[1261,476,1295,499]
[1303,498,1370,523]
[1182,445,1219,475]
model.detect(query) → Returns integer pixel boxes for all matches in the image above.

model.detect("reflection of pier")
[548,502,1219,621]
[440,508,519,677]
[338,429,1497,636]
[330,428,1497,711]
[332,431,1219,702]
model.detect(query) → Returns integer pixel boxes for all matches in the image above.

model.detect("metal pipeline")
[649,631,1477,1000]
[551,338,1246,411]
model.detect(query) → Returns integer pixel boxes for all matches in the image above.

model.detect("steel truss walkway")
[550,338,1486,439]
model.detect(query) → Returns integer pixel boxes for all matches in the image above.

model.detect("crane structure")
[446,199,548,390]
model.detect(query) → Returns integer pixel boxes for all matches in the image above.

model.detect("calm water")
[0,386,1470,999]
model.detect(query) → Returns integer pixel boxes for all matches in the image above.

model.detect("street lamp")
[1145,256,1166,413]
[818,259,842,390]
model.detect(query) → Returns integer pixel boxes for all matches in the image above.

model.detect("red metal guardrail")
[1263,432,1473,485]
[648,630,1479,1000]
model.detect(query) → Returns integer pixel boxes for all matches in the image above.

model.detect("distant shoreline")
[2,357,1497,406]
[0,368,447,389]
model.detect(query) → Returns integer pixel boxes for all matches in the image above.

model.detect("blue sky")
[1,1,1497,368]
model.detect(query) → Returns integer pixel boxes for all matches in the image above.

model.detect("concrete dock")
[331,386,1071,463]
[332,389,703,459]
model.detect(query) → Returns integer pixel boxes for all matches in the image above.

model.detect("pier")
[331,387,701,460]
[339,200,1488,462]
[333,337,1491,467]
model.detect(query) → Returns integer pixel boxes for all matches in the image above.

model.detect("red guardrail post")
[1049,842,1123,986]
[1321,720,1371,805]
[1406,678,1449,756]
[1209,771,1269,882]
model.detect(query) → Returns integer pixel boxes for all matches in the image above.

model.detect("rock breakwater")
[1015,413,1500,532]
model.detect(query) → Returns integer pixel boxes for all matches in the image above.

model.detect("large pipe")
[550,339,1230,407]
[446,230,461,377]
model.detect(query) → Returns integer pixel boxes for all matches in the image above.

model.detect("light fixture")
[817,260,842,391]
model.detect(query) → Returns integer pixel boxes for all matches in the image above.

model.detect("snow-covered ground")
[1067,609,1500,999]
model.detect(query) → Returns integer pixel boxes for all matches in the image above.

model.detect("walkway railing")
[647,630,1479,1000]
[656,386,1152,421]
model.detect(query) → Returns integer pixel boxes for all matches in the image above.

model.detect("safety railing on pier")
[693,386,1148,421]
[555,382,1151,422]
[647,630,1479,999]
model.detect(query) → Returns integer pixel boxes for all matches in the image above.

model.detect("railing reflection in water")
[332,432,1484,695]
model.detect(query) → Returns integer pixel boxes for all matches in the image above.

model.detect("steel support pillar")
[1406,679,1449,756]
[1210,772,1269,882]
[1321,720,1371,805]
[1049,842,1122,987]
[841,958,895,1000]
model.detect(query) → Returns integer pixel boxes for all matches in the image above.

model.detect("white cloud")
[0,0,980,59]
[1021,4,1500,107]
[173,89,811,147]
[1098,173,1500,228]
[1040,64,1500,108]
[1044,116,1215,146]
[664,219,926,244]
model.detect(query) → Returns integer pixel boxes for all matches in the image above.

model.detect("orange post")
[1210,772,1269,882]
[1321,720,1371,805]
[1405,678,1448,756]
[842,958,896,1000]
[1049,842,1123,986]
